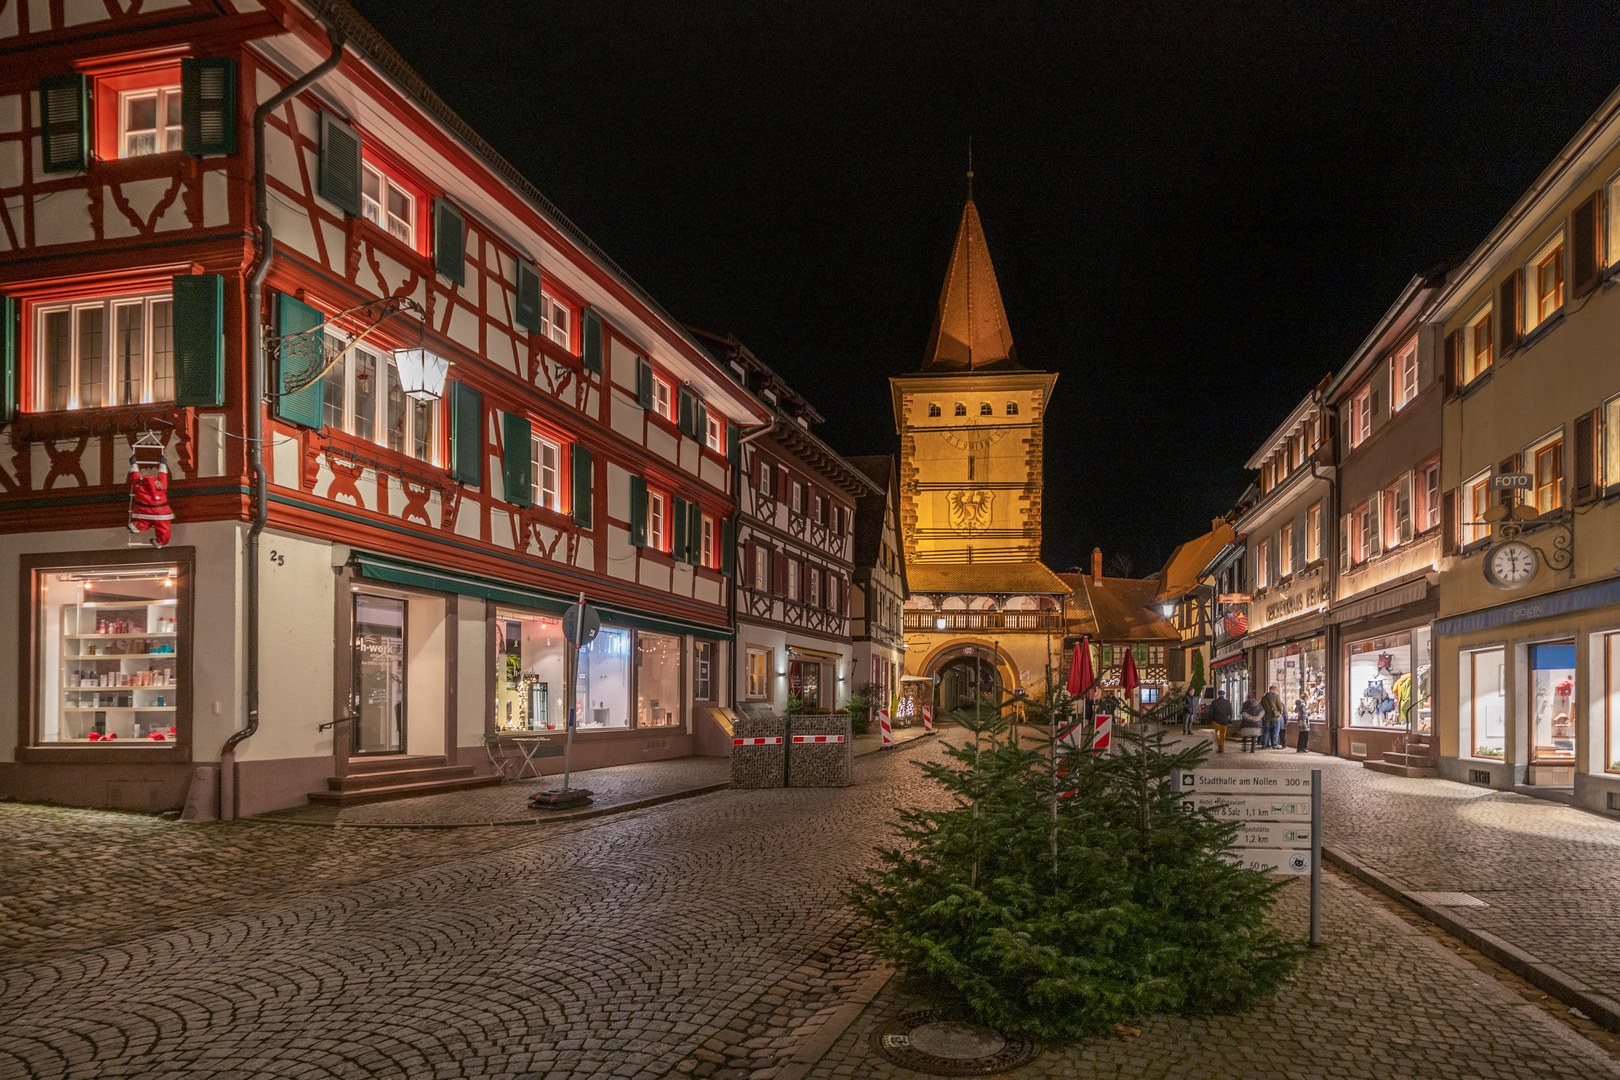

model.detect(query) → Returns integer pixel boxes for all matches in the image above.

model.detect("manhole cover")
[873,1010,1039,1075]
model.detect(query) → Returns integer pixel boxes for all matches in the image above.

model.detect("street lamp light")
[1161,601,1177,618]
[935,615,947,630]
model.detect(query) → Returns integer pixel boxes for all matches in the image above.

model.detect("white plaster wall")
[406,595,446,758]
[457,595,488,750]
[251,529,336,763]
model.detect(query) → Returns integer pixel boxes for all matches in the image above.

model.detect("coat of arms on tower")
[947,489,994,536]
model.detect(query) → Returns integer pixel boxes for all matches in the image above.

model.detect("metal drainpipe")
[1305,389,1334,755]
[220,23,346,815]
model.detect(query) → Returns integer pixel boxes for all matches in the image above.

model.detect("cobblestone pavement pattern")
[2,732,1618,1078]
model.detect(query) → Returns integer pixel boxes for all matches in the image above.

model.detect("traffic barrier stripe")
[732,737,784,746]
[790,734,846,743]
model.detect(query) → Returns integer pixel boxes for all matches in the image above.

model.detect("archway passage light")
[1161,602,1177,618]
[394,348,451,400]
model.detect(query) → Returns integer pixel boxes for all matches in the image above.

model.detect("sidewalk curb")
[254,781,733,830]
[1323,844,1620,1033]
[776,964,895,1080]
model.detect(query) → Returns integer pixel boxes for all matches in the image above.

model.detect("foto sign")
[1222,849,1311,876]
[1175,769,1314,794]
[1491,472,1532,491]
[1184,794,1311,821]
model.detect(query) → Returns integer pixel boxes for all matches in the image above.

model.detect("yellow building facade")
[894,201,1069,712]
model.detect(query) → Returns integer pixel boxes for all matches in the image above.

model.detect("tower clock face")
[938,424,1008,451]
[1486,541,1537,589]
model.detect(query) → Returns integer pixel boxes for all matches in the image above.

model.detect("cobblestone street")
[3,735,1620,1079]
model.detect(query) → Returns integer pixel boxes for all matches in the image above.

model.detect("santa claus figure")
[128,455,174,547]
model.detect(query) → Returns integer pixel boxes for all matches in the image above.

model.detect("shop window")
[361,161,416,248]
[1349,384,1372,449]
[1267,637,1327,729]
[1464,647,1506,759]
[541,293,571,350]
[694,641,714,701]
[531,433,561,511]
[575,626,631,728]
[1348,630,1429,732]
[636,632,682,727]
[928,403,941,417]
[746,647,770,699]
[1532,436,1564,514]
[1392,337,1419,411]
[494,612,567,731]
[1140,687,1160,705]
[1007,401,1019,415]
[120,84,182,157]
[1605,632,1620,774]
[353,594,405,753]
[788,660,821,710]
[320,344,437,463]
[33,562,183,745]
[1464,472,1492,546]
[1468,305,1493,382]
[1416,461,1441,532]
[1530,642,1576,763]
[37,291,175,410]
[1534,241,1565,325]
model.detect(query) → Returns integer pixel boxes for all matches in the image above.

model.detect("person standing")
[1260,684,1285,750]
[1295,696,1311,752]
[1182,689,1199,735]
[1239,693,1264,753]
[1210,691,1232,753]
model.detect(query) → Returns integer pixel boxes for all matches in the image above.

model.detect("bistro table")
[485,732,564,781]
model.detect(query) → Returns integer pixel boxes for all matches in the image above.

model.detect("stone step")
[1381,751,1438,768]
[1364,759,1439,778]
[327,764,479,792]
[345,754,447,774]
[307,774,503,807]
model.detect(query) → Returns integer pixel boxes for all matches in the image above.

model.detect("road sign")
[1184,794,1312,821]
[1174,769,1314,794]
[1222,849,1311,875]
[1233,821,1313,848]
[563,602,600,646]
[1491,472,1532,491]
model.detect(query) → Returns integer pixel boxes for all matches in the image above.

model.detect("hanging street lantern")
[394,348,451,400]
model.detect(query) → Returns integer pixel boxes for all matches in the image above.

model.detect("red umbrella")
[1119,647,1141,694]
[1066,636,1095,697]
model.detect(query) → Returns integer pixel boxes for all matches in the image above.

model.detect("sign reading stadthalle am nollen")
[1176,770,1315,793]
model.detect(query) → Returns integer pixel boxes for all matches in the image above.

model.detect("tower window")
[1006,402,1019,415]
[980,402,992,415]
[954,403,967,417]
[928,403,941,417]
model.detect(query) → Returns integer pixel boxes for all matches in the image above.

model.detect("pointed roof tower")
[920,200,1018,371]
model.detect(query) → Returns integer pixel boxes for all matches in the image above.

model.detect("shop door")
[789,661,821,711]
[354,595,406,755]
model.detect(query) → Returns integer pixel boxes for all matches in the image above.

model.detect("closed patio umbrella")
[1066,636,1095,698]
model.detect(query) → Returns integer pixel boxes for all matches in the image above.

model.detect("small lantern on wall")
[394,348,451,400]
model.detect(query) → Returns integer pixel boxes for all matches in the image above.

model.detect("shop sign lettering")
[1256,567,1324,628]
[1183,794,1312,821]
[1221,849,1311,875]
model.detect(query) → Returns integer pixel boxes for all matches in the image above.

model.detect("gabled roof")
[1155,519,1235,600]
[907,561,1070,597]
[1060,574,1180,643]
[921,200,1019,372]
[847,456,909,598]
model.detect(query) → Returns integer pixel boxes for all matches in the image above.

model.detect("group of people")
[1184,685,1309,755]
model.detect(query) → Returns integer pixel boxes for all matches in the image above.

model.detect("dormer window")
[954,403,967,417]
[120,85,181,157]
[361,161,416,247]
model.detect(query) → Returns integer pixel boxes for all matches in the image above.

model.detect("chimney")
[1091,547,1103,579]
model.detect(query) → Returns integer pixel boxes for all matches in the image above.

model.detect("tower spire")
[919,197,1017,371]
[967,136,973,201]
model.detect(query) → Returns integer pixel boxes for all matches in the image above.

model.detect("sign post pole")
[1310,767,1322,947]
[531,592,597,810]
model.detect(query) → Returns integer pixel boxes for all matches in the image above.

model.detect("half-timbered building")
[0,0,767,815]
[848,455,908,708]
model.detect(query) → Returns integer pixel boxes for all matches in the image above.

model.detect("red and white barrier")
[879,705,893,747]
[733,737,784,746]
[922,703,934,734]
[791,734,846,743]
[1093,714,1113,754]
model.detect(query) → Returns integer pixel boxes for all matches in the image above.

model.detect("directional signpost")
[530,593,598,810]
[1174,767,1323,946]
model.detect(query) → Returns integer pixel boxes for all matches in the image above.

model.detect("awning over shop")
[1329,579,1432,625]
[352,552,733,640]
[787,646,842,661]
[1212,654,1247,669]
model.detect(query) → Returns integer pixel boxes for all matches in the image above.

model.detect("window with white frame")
[1278,522,1294,577]
[791,482,804,514]
[119,85,182,158]
[758,458,773,497]
[814,493,826,524]
[700,515,716,569]
[541,294,571,349]
[1382,480,1403,549]
[1307,503,1322,562]
[1417,461,1441,532]
[361,162,416,247]
[1530,234,1565,329]
[1464,471,1492,546]
[1256,540,1269,589]
[1350,384,1372,448]
[1467,304,1493,382]
[531,433,561,511]
[809,566,821,607]
[1605,393,1620,494]
[787,559,800,601]
[1530,433,1564,514]
[753,544,768,588]
[320,344,436,462]
[37,292,175,411]
[694,641,714,700]
[652,377,672,421]
[746,648,769,699]
[649,492,667,551]
[1393,337,1419,411]
[705,415,723,454]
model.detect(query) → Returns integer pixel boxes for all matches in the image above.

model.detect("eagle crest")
[947,489,994,535]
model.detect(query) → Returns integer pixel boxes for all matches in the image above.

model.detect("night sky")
[354,1,1620,576]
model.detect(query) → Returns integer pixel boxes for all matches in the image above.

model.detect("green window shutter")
[694,399,708,445]
[687,502,702,564]
[629,475,648,547]
[503,412,532,507]
[726,423,740,467]
[636,357,653,409]
[571,444,593,528]
[515,261,541,334]
[720,518,735,577]
[39,74,88,174]
[181,58,237,157]
[317,112,362,217]
[172,275,224,408]
[449,382,482,486]
[672,496,689,562]
[677,386,694,437]
[273,292,325,428]
[0,295,15,423]
[434,199,466,285]
[582,310,602,374]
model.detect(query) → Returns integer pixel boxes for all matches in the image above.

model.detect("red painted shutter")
[1499,270,1522,354]
[776,465,789,501]
[745,539,758,585]
[1572,191,1603,298]
[751,453,762,489]
[773,549,786,595]
[1573,408,1599,504]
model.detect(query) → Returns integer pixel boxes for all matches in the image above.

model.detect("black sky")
[353,0,1620,576]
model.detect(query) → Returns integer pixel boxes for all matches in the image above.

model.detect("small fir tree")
[851,691,1300,1041]
[1189,651,1207,697]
